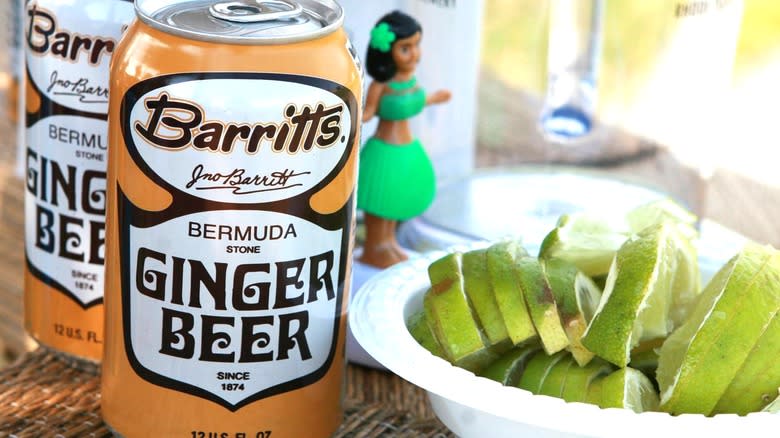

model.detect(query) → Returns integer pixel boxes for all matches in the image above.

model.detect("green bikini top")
[377,77,426,121]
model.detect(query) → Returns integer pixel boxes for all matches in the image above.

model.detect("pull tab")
[209,0,303,23]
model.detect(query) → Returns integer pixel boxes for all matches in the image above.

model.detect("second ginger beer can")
[24,0,134,362]
[102,0,363,436]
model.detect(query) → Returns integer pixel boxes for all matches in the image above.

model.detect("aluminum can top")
[135,0,344,45]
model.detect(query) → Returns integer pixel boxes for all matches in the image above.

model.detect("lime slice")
[487,241,537,345]
[515,257,569,355]
[425,253,496,372]
[543,258,602,366]
[406,308,446,359]
[538,355,576,398]
[629,199,701,326]
[592,368,659,413]
[657,244,780,415]
[586,378,604,405]
[581,224,678,367]
[626,199,697,235]
[626,199,701,327]
[517,350,568,394]
[479,344,541,386]
[714,314,780,414]
[462,249,512,351]
[540,200,698,279]
[539,213,629,277]
[561,358,614,403]
[669,228,701,326]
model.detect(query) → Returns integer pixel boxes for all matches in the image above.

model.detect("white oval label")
[128,77,353,204]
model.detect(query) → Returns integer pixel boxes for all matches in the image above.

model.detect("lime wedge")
[669,228,702,327]
[561,358,614,403]
[538,355,576,398]
[626,199,697,235]
[714,314,780,414]
[591,368,659,413]
[517,350,568,394]
[479,344,541,386]
[539,213,629,278]
[543,258,602,366]
[581,224,678,367]
[515,257,570,355]
[406,308,446,359]
[425,253,496,372]
[586,378,604,405]
[462,249,512,351]
[628,199,701,326]
[487,241,537,345]
[657,244,780,415]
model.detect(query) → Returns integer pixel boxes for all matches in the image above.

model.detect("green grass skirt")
[357,137,436,221]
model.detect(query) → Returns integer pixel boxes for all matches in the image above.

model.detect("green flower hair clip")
[370,22,396,53]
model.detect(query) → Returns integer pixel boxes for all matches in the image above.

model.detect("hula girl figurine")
[358,11,452,269]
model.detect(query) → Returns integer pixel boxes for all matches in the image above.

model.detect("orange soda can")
[24,0,134,363]
[101,0,362,436]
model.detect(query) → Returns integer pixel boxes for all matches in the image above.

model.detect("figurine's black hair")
[366,11,422,83]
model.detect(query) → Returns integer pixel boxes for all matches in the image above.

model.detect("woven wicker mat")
[0,350,454,438]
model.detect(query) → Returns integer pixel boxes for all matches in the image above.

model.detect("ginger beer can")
[102,1,362,435]
[24,0,134,362]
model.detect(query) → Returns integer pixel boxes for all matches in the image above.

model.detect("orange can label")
[116,72,358,410]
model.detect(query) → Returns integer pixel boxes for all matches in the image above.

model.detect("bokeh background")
[482,0,779,94]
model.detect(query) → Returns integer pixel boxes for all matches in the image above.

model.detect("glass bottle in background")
[532,0,744,166]
[536,0,744,215]
[540,0,604,145]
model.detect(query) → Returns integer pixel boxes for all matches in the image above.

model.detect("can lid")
[135,0,343,45]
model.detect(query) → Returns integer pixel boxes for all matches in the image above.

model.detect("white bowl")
[348,221,779,438]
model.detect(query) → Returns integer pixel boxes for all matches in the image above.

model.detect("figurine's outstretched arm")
[363,81,385,122]
[426,89,452,106]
